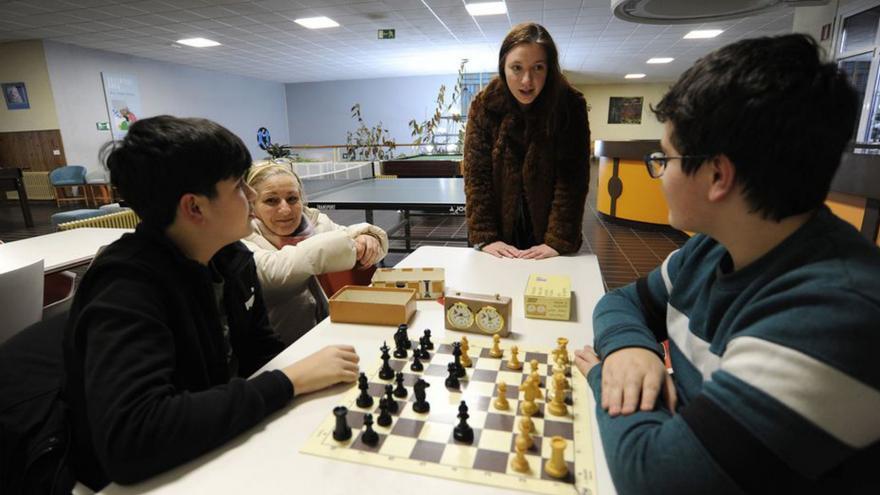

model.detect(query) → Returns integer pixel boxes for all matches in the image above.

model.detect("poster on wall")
[608,96,643,124]
[2,82,30,110]
[101,72,142,140]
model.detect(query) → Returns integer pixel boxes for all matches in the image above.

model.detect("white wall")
[576,83,670,142]
[43,41,289,174]
[285,74,458,151]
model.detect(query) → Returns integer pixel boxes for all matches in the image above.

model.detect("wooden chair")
[49,166,87,207]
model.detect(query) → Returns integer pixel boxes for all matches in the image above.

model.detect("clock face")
[475,306,504,334]
[446,302,474,329]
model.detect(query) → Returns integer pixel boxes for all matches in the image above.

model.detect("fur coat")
[462,77,590,254]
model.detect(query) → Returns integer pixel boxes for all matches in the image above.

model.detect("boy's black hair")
[101,115,252,229]
[652,34,858,221]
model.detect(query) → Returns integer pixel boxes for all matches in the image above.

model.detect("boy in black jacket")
[63,116,360,490]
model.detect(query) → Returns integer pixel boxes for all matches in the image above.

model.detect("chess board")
[301,339,598,495]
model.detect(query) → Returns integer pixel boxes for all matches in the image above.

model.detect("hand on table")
[481,241,521,258]
[354,235,381,268]
[518,243,559,260]
[282,345,360,395]
[574,346,676,416]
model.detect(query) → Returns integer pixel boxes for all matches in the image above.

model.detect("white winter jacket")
[241,206,389,345]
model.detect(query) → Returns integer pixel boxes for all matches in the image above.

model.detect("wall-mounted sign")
[96,121,110,131]
[378,29,395,39]
[101,72,142,140]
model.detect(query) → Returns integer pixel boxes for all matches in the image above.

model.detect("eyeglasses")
[643,151,708,178]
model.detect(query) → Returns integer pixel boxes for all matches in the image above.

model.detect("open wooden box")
[328,285,417,325]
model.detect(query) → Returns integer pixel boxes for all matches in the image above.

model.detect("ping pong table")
[304,177,467,252]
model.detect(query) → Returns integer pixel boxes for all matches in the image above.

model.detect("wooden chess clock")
[444,290,512,336]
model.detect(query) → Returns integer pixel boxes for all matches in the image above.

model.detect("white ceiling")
[0,0,796,84]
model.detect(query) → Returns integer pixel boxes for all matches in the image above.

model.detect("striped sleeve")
[592,246,685,359]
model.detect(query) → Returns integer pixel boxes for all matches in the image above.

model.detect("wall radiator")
[57,209,140,231]
[4,171,55,201]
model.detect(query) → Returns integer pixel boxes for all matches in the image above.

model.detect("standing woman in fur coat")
[463,22,590,259]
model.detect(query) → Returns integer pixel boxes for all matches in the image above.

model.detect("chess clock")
[444,291,512,336]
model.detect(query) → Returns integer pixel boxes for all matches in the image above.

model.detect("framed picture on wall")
[2,82,30,110]
[608,96,643,124]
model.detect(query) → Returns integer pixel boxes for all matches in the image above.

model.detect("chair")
[56,208,141,231]
[0,257,44,345]
[317,265,377,298]
[49,166,87,207]
[43,271,76,321]
[85,169,113,207]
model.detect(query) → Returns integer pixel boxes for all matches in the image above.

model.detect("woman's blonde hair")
[246,161,307,204]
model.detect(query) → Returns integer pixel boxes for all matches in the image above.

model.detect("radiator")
[4,171,55,201]
[57,209,141,231]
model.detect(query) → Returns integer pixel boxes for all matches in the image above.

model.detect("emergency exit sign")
[96,121,110,131]
[378,29,395,39]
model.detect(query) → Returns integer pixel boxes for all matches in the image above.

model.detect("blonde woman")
[243,163,388,344]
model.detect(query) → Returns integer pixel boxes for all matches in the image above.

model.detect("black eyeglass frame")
[643,151,709,178]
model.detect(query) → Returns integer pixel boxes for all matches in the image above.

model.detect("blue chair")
[49,166,87,207]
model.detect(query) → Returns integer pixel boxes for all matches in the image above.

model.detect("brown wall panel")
[0,129,67,172]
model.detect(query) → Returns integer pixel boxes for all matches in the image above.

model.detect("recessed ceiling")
[0,0,796,84]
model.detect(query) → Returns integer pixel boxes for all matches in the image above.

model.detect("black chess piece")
[418,339,430,360]
[332,406,352,442]
[361,413,379,446]
[393,372,408,398]
[445,362,460,389]
[410,349,423,372]
[412,378,430,413]
[398,324,411,349]
[384,384,399,414]
[453,401,474,444]
[377,398,392,427]
[423,329,434,350]
[356,372,374,408]
[379,342,394,380]
[393,328,408,358]
[452,342,465,378]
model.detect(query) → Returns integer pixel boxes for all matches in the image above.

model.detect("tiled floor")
[0,165,689,291]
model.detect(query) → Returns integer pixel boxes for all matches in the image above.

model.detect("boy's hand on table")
[283,345,360,395]
[575,346,676,416]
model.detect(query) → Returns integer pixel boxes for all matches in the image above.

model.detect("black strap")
[636,276,668,342]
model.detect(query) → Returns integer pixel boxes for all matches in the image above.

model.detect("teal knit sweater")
[588,207,880,494]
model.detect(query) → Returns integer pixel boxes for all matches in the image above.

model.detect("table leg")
[404,210,411,251]
[15,178,34,228]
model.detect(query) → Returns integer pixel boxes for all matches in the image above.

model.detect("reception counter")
[594,140,668,226]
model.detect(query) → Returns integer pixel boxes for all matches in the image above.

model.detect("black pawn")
[453,401,473,444]
[452,342,465,378]
[413,378,430,413]
[418,339,430,360]
[393,328,408,359]
[356,372,373,408]
[393,372,408,398]
[379,342,394,380]
[423,329,434,350]
[332,406,352,442]
[377,398,392,427]
[445,362,460,389]
[410,350,423,372]
[399,324,411,349]
[361,413,378,446]
[384,384,399,414]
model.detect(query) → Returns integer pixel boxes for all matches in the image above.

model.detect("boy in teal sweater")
[575,34,880,493]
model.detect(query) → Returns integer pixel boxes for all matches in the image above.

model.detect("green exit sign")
[96,121,110,131]
[378,29,395,39]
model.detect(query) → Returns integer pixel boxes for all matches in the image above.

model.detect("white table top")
[101,246,614,495]
[0,228,131,273]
